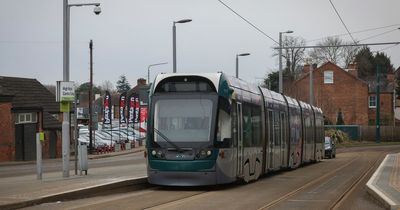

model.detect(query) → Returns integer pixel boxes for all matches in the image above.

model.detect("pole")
[36,133,42,180]
[62,0,70,178]
[278,32,283,93]
[89,40,93,153]
[173,22,177,73]
[235,55,239,78]
[74,95,78,175]
[309,64,313,106]
[376,64,381,143]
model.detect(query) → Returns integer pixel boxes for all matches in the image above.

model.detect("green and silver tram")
[145,73,324,186]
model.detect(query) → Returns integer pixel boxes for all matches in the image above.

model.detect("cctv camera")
[93,6,101,15]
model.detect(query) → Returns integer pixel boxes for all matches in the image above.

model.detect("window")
[324,71,334,84]
[15,113,37,124]
[369,96,376,108]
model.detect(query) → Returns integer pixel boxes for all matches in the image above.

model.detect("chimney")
[303,64,311,74]
[347,63,358,78]
[137,78,147,86]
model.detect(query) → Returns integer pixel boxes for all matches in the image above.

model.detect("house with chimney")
[286,62,396,126]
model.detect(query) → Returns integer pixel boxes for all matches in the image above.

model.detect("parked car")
[324,136,336,159]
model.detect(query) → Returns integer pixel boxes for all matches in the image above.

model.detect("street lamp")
[148,62,168,83]
[62,0,101,178]
[236,53,250,78]
[173,19,192,73]
[278,30,294,93]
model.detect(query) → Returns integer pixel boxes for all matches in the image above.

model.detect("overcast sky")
[0,0,399,87]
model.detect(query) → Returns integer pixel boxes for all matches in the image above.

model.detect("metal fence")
[325,125,400,141]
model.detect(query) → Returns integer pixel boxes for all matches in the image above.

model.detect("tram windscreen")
[154,98,213,142]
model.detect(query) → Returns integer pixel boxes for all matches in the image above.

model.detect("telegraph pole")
[89,40,94,153]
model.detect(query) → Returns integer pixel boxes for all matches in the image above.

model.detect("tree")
[101,80,115,93]
[309,37,359,68]
[273,36,306,79]
[263,71,280,92]
[116,75,131,93]
[354,47,394,79]
[75,82,102,95]
[336,109,345,125]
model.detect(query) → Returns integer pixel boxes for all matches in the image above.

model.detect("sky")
[0,0,399,88]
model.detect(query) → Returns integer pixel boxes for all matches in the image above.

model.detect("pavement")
[1,147,399,210]
[367,153,400,210]
[0,146,148,210]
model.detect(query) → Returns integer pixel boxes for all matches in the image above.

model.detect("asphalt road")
[21,145,400,210]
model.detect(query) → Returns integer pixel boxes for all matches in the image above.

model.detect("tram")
[145,73,324,186]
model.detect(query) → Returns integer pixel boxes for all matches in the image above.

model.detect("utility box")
[78,143,88,175]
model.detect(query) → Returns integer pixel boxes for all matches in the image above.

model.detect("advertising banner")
[103,91,112,124]
[119,92,127,124]
[128,94,135,124]
[133,95,140,123]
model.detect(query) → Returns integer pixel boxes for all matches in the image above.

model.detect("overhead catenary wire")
[217,0,278,44]
[306,23,400,43]
[328,0,357,44]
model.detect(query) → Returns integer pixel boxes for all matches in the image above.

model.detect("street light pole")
[172,19,192,73]
[278,30,293,93]
[235,53,250,78]
[62,0,101,178]
[148,62,168,83]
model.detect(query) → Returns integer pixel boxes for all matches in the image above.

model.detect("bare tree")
[309,37,359,68]
[273,36,306,78]
[101,80,115,93]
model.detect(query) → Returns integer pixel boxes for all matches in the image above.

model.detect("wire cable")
[306,24,400,43]
[359,28,400,42]
[217,0,278,44]
[328,0,357,44]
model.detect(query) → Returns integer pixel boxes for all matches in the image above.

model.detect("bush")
[325,129,351,143]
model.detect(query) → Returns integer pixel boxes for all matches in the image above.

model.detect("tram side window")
[243,103,252,147]
[216,107,232,147]
[280,112,286,147]
[268,110,274,147]
[251,105,261,146]
[274,112,281,146]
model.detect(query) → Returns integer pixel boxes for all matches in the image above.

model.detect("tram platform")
[0,146,147,210]
[367,153,400,210]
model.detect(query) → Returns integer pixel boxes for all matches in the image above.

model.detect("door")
[236,103,244,176]
[15,123,36,161]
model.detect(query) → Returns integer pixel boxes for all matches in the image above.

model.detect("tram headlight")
[151,150,157,156]
[207,150,212,156]
[200,150,206,156]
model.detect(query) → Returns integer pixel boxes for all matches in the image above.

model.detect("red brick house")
[0,76,61,161]
[286,61,389,126]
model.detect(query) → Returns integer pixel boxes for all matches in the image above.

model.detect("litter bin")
[78,143,88,175]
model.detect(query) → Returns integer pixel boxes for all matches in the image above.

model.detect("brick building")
[0,76,61,161]
[286,62,395,126]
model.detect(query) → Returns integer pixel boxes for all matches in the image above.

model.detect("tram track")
[257,155,361,210]
[258,147,398,210]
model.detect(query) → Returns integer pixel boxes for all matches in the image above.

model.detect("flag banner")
[103,91,112,124]
[133,95,140,123]
[128,94,135,124]
[119,92,127,124]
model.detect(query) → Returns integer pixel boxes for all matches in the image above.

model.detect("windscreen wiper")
[154,127,183,152]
